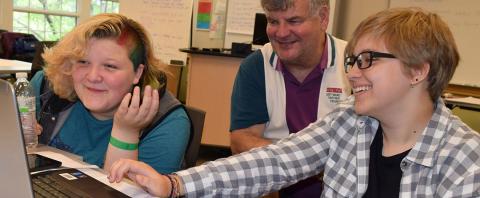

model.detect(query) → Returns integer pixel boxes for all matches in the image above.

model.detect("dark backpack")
[0,32,38,59]
[14,34,39,54]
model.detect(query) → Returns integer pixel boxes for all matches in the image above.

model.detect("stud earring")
[411,78,418,88]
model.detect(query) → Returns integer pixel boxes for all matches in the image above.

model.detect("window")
[10,0,119,41]
[91,0,119,16]
[13,0,77,41]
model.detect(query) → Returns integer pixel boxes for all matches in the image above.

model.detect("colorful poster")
[196,1,212,30]
[209,0,227,39]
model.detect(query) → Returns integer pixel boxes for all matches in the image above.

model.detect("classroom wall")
[334,0,389,40]
[0,1,13,31]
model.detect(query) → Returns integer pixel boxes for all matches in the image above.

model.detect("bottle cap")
[15,72,28,78]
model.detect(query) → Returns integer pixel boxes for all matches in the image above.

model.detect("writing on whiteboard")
[225,0,264,35]
[120,0,193,65]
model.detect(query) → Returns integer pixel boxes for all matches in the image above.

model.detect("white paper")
[225,0,263,34]
[80,168,153,198]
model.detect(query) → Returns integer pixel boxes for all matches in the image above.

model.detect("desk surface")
[0,58,31,74]
[30,145,151,197]
[444,96,480,111]
[180,48,251,58]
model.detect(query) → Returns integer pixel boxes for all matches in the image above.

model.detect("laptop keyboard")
[32,174,84,198]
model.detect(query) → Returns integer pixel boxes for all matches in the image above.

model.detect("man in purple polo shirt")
[229,0,350,197]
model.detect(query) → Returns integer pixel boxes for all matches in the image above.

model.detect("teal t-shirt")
[49,101,112,167]
[31,71,191,174]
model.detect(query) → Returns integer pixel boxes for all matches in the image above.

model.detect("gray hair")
[260,0,329,15]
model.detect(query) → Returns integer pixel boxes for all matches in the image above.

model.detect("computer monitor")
[252,13,269,45]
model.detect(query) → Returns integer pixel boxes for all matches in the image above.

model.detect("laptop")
[0,79,129,198]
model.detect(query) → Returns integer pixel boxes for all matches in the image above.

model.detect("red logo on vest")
[326,87,343,104]
[326,87,342,93]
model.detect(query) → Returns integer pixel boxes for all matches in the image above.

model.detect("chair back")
[182,106,206,168]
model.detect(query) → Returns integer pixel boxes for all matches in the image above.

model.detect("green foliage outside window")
[13,0,77,41]
[91,0,119,16]
[12,0,118,41]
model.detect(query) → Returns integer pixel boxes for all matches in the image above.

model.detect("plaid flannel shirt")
[177,98,480,197]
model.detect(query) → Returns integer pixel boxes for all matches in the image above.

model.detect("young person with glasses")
[108,8,480,197]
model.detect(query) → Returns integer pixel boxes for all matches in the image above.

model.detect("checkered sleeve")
[449,166,480,197]
[176,107,348,197]
[437,131,480,197]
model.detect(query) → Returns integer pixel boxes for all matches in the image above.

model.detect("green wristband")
[109,136,138,150]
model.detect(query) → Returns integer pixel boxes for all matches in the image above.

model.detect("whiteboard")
[224,0,337,49]
[389,0,480,87]
[225,0,264,35]
[119,0,193,65]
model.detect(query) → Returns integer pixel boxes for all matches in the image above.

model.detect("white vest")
[261,34,351,140]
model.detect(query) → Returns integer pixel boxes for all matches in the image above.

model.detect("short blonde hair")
[43,13,166,101]
[345,7,459,101]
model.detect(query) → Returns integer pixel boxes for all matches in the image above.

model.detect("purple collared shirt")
[277,43,328,134]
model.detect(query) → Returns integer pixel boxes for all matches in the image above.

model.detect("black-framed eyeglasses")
[344,51,396,73]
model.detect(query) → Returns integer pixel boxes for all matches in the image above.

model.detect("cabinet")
[182,49,247,147]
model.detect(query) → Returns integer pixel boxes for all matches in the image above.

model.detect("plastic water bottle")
[14,72,38,149]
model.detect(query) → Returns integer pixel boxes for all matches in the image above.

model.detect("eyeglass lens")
[345,51,373,73]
